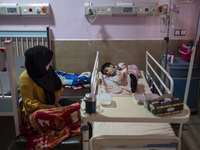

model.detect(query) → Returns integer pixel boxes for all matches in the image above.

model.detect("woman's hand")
[54,102,62,107]
[46,105,57,109]
[54,96,62,107]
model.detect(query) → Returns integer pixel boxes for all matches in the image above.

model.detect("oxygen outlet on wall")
[19,3,50,16]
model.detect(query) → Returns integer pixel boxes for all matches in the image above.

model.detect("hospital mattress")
[92,122,177,150]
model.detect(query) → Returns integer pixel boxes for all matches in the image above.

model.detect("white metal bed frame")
[146,51,174,95]
[0,26,50,136]
[81,51,190,150]
[90,51,99,95]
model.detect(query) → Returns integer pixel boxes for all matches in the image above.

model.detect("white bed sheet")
[92,122,177,149]
[93,122,175,137]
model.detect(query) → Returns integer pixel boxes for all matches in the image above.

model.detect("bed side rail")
[90,51,99,95]
[0,25,50,56]
[146,51,174,95]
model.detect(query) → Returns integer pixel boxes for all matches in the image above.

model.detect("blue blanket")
[56,71,92,86]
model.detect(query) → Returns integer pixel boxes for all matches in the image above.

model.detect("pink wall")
[0,0,199,40]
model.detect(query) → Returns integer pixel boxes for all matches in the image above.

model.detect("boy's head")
[101,62,116,76]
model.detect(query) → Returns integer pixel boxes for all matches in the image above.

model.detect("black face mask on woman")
[25,46,62,105]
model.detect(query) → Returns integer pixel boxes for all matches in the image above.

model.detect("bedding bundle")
[56,71,91,88]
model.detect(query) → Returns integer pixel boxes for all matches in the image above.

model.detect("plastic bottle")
[187,42,193,52]
[122,68,128,77]
[170,52,174,63]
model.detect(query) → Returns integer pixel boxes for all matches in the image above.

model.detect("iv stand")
[163,1,172,71]
[183,4,200,106]
[162,1,171,94]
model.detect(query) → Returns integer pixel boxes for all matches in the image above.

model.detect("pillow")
[102,65,141,79]
[128,65,141,78]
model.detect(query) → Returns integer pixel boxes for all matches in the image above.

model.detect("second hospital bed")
[81,51,190,150]
[0,26,51,136]
[0,27,89,149]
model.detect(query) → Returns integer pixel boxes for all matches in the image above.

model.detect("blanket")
[56,71,92,86]
[100,65,142,96]
[19,103,82,150]
[100,69,151,96]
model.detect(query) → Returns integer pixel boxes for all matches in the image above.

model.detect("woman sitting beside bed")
[19,46,81,150]
[97,62,138,95]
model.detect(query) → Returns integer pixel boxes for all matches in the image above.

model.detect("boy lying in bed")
[97,62,138,94]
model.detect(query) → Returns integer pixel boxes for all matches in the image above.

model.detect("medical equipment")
[0,3,50,16]
[85,2,169,34]
[170,2,180,29]
[84,2,168,17]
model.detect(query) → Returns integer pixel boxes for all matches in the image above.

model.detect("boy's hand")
[117,71,126,80]
[96,78,102,85]
[123,72,127,77]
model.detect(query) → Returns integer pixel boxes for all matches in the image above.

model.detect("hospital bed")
[0,26,85,149]
[81,51,190,150]
[0,26,50,136]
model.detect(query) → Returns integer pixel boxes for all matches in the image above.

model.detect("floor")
[0,110,200,150]
[180,111,200,150]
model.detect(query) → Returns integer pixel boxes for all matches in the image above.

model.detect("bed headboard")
[146,51,174,95]
[90,51,99,95]
[0,25,50,56]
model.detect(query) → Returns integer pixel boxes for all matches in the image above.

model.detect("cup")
[99,93,112,105]
[83,93,96,114]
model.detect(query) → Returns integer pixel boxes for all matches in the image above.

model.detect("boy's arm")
[117,70,127,81]
[96,78,102,85]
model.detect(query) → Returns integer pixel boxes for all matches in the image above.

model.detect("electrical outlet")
[180,29,186,36]
[174,29,181,36]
